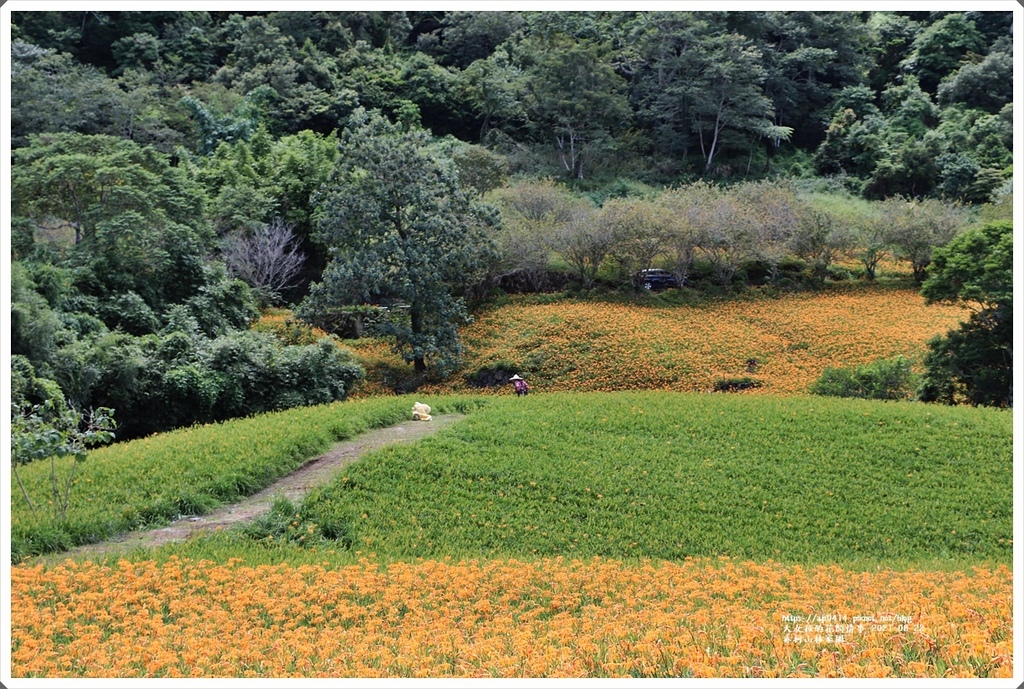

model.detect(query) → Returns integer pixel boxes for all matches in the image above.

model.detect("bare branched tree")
[548,204,609,289]
[600,196,673,286]
[790,206,852,285]
[486,179,577,291]
[734,180,801,285]
[696,193,754,289]
[882,196,970,282]
[221,218,306,305]
[658,182,719,287]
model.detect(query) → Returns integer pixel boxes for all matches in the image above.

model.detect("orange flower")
[10,557,1010,678]
[343,284,963,398]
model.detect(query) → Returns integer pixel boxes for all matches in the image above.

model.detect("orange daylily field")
[348,282,966,397]
[11,557,1012,678]
[9,282,1015,679]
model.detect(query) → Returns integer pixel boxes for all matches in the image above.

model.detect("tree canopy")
[300,109,495,375]
[10,9,1012,189]
[918,221,1012,408]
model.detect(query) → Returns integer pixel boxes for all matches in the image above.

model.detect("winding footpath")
[30,414,464,566]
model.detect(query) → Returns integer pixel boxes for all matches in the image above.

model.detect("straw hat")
[509,374,523,381]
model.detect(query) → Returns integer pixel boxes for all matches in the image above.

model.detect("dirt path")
[32,414,464,565]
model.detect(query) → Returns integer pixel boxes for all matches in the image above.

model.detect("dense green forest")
[9,10,1015,440]
[11,11,1013,189]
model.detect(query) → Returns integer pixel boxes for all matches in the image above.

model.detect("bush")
[825,265,853,282]
[240,497,352,549]
[465,360,521,388]
[809,356,916,400]
[183,268,259,337]
[10,355,65,408]
[268,338,364,409]
[98,291,161,335]
[72,328,364,440]
[206,331,364,419]
[713,377,763,392]
[917,321,1011,408]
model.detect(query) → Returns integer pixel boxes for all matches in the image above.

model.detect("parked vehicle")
[637,269,680,291]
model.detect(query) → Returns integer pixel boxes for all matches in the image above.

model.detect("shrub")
[713,377,763,392]
[74,329,364,440]
[240,497,352,549]
[183,269,259,337]
[206,331,363,418]
[825,265,853,282]
[268,338,364,409]
[10,355,64,408]
[465,360,521,388]
[97,291,160,335]
[809,355,916,400]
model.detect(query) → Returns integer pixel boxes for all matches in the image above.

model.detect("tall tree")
[689,33,792,175]
[627,12,708,170]
[10,40,129,149]
[900,13,985,95]
[918,221,1011,407]
[302,110,494,374]
[11,133,212,311]
[460,47,526,142]
[522,34,630,179]
[425,11,524,68]
[937,47,1013,114]
[865,12,920,93]
[755,11,871,151]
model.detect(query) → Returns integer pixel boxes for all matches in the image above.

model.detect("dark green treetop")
[302,109,497,375]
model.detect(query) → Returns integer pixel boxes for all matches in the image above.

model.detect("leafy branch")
[11,401,117,522]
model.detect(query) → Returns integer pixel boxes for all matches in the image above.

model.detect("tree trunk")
[479,112,492,142]
[411,300,426,373]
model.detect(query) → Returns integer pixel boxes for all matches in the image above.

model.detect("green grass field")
[19,391,1010,570]
[9,395,484,562]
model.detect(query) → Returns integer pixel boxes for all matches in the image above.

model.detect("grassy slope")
[10,396,485,561]
[149,391,1011,570]
[11,283,1006,569]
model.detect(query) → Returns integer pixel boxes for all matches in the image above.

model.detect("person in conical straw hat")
[509,374,530,397]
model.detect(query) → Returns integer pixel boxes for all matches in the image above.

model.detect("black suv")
[637,269,679,291]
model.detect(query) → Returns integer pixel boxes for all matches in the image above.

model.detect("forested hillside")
[12,11,1013,188]
[9,10,1015,439]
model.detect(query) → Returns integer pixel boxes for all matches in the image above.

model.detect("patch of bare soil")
[32,414,464,565]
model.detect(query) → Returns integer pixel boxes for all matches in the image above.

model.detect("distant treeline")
[12,10,1012,195]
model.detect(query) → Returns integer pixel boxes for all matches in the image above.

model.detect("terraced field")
[9,283,1014,679]
[10,391,1013,678]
